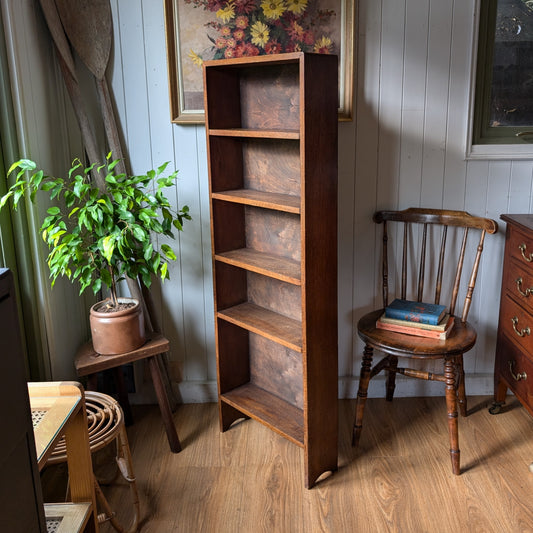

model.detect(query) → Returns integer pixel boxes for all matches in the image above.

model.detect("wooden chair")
[352,208,498,474]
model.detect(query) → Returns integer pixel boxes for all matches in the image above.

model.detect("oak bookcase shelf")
[208,127,300,139]
[211,189,301,213]
[218,302,303,352]
[204,52,338,488]
[221,383,304,446]
[215,248,301,284]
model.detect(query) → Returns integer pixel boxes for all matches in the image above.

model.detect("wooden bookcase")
[203,52,338,488]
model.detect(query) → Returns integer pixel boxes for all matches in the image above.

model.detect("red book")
[376,314,455,339]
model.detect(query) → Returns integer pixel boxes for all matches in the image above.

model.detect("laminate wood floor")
[42,396,533,532]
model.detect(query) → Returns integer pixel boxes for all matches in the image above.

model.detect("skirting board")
[129,373,497,404]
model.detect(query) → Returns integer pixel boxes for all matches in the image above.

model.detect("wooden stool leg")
[148,355,182,453]
[112,367,134,426]
[352,345,373,447]
[456,354,467,417]
[444,358,460,475]
[386,355,398,402]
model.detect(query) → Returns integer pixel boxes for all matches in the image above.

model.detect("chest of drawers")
[493,214,533,415]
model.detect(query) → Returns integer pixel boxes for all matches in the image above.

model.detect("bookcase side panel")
[216,320,250,394]
[243,139,301,196]
[300,53,339,486]
[212,201,246,253]
[214,262,247,310]
[240,64,300,130]
[204,67,242,128]
[209,137,245,192]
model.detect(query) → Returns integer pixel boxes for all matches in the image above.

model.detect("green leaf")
[107,158,120,171]
[32,170,44,189]
[8,159,35,174]
[0,191,13,210]
[92,278,102,294]
[161,244,176,261]
[47,206,60,216]
[131,225,146,241]
[143,243,154,262]
[101,268,112,289]
[157,161,170,174]
[101,235,115,262]
[160,261,168,280]
[151,252,161,271]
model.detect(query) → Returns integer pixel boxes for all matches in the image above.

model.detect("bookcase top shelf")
[215,248,301,285]
[208,128,300,140]
[211,189,300,214]
[217,302,303,352]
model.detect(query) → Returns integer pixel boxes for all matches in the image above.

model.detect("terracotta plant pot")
[89,297,146,355]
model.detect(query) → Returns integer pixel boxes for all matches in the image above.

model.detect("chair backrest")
[375,208,498,322]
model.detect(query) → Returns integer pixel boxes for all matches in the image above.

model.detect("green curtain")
[0,10,48,380]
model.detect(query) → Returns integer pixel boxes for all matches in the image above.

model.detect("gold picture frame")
[164,0,355,124]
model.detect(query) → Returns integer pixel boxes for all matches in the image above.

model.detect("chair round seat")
[357,309,477,360]
[47,391,124,464]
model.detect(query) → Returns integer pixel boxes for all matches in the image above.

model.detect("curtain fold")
[0,7,49,380]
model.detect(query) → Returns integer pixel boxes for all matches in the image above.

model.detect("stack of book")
[376,298,454,339]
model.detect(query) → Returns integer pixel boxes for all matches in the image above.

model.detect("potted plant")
[0,153,191,354]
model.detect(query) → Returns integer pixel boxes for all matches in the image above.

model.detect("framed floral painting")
[164,0,354,123]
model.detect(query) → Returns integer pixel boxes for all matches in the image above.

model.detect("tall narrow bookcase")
[203,52,338,488]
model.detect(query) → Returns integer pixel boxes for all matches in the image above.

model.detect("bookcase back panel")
[208,137,245,192]
[243,139,300,196]
[240,65,300,130]
[245,207,301,261]
[212,201,246,253]
[249,333,303,409]
[216,320,250,393]
[247,272,301,321]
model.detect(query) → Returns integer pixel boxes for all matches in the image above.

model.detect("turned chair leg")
[386,355,398,402]
[352,345,374,447]
[444,358,460,475]
[456,354,467,417]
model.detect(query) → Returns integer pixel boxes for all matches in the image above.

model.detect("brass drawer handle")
[516,277,533,297]
[512,316,530,337]
[509,360,527,381]
[519,243,533,262]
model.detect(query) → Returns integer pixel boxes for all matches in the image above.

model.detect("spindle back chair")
[352,207,498,474]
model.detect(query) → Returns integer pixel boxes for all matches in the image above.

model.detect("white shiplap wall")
[5,0,533,400]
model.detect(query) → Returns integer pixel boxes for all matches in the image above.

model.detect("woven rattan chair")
[47,391,140,533]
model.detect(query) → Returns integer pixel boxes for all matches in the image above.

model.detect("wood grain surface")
[41,397,533,533]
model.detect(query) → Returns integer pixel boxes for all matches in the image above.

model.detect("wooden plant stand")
[75,333,181,453]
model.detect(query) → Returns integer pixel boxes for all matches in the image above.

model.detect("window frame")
[468,0,533,159]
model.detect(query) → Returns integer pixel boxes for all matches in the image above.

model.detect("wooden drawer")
[507,224,533,267]
[495,334,533,410]
[503,258,533,315]
[499,293,533,358]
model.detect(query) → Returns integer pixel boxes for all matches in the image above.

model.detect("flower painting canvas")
[165,0,354,122]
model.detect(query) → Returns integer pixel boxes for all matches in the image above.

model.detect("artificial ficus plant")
[0,153,191,308]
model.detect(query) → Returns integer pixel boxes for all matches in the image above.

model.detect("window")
[473,0,533,146]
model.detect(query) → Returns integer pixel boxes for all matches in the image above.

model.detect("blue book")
[384,299,447,326]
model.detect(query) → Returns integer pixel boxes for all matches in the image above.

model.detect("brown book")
[376,314,455,339]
